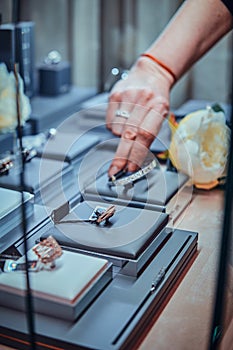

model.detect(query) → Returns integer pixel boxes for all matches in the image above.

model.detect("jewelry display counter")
[0,188,225,349]
[0,96,228,349]
[0,158,199,349]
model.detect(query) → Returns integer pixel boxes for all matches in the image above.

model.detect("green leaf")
[211,103,225,114]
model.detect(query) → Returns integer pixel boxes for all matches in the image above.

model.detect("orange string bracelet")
[141,53,177,83]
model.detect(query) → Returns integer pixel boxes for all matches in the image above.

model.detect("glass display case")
[0,1,232,349]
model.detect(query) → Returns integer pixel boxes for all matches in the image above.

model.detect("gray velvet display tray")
[73,140,191,219]
[37,131,100,166]
[82,164,191,223]
[39,200,169,276]
[0,157,78,207]
[84,167,188,208]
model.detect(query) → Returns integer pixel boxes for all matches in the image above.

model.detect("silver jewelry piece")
[54,205,116,225]
[44,50,62,65]
[3,236,63,272]
[115,110,130,119]
[0,157,13,176]
[109,159,158,187]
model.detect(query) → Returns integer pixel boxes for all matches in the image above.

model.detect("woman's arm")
[106,0,233,177]
[146,0,233,81]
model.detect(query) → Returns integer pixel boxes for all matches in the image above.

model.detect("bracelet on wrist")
[140,53,177,83]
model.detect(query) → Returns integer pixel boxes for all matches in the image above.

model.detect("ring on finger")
[123,129,137,140]
[115,110,130,119]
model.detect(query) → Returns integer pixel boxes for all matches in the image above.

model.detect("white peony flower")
[169,106,231,189]
[0,63,31,132]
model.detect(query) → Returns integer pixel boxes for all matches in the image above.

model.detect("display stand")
[39,199,169,275]
[0,157,77,206]
[0,203,50,255]
[0,227,198,350]
[0,250,112,322]
[0,90,200,350]
[77,140,192,221]
[37,131,100,168]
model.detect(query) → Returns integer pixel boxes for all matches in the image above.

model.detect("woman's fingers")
[108,109,164,176]
[106,64,170,177]
[127,109,164,171]
[106,86,154,136]
[108,135,136,176]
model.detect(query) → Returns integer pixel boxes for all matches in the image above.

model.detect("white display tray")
[0,250,112,321]
[0,188,33,239]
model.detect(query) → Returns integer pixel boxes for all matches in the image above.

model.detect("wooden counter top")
[138,188,225,350]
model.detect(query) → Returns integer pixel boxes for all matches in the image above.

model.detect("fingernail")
[108,165,120,178]
[108,165,123,180]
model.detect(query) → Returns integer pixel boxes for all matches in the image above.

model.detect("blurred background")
[0,0,232,108]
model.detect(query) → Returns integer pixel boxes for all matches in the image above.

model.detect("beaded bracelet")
[141,53,177,83]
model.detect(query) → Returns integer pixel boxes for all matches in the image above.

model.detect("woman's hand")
[105,0,233,178]
[106,56,173,177]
